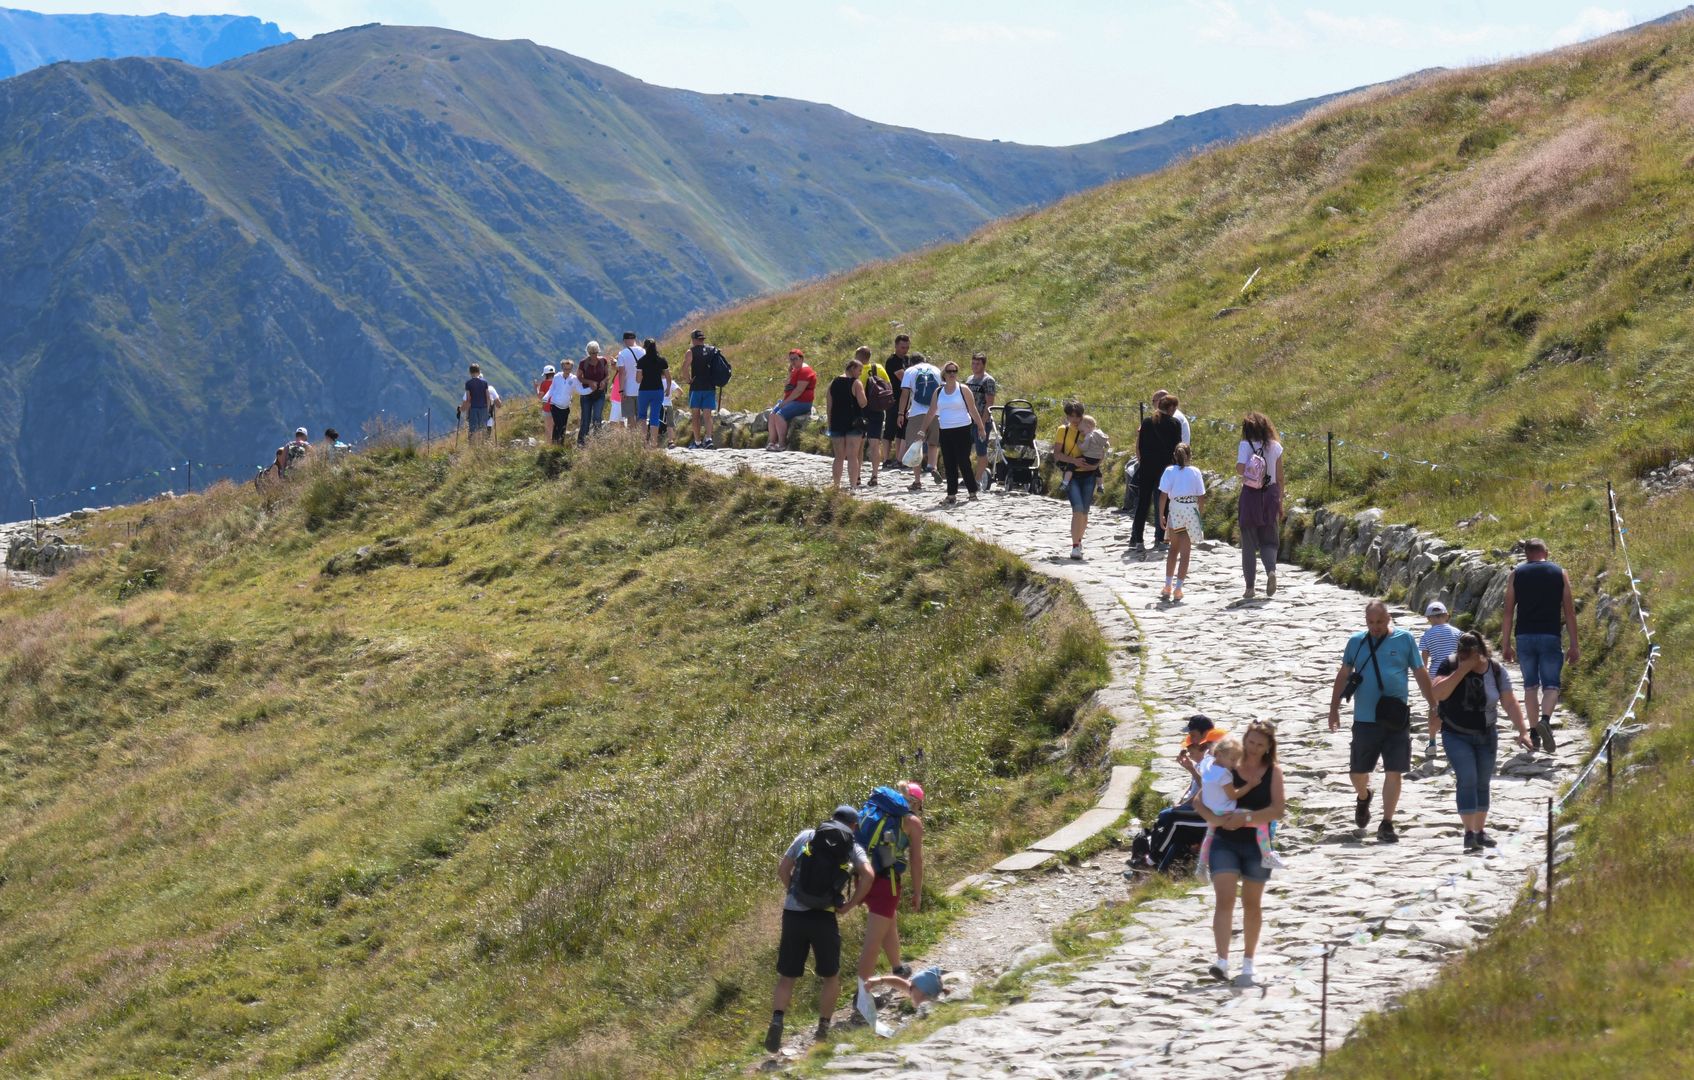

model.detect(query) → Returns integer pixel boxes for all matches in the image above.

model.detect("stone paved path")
[681,449,1583,1079]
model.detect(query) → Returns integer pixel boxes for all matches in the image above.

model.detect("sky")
[19,1,1692,143]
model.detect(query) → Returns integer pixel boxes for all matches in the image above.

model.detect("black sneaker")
[764,1017,784,1053]
[1474,830,1497,849]
[1354,792,1373,829]
[1376,820,1398,844]
[892,964,912,978]
[703,438,715,450]
[1529,725,1543,752]
[1537,717,1557,753]
[814,1018,832,1043]
[1463,830,1479,852]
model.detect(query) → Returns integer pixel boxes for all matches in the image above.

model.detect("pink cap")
[904,782,925,805]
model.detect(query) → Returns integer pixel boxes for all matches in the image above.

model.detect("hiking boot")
[1463,830,1479,852]
[1376,820,1398,844]
[1266,573,1278,597]
[1159,586,1173,601]
[814,1018,832,1043]
[1474,830,1497,849]
[764,1016,784,1053]
[1354,791,1373,829]
[1173,586,1185,601]
[1537,717,1557,753]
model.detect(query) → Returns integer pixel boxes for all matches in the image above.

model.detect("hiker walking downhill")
[1430,632,1535,853]
[1158,442,1205,601]
[765,805,875,1053]
[965,352,997,490]
[1236,411,1284,598]
[1500,538,1579,752]
[1191,719,1284,985]
[854,782,926,993]
[1329,600,1437,844]
[577,343,611,446]
[636,337,669,448]
[541,360,586,447]
[827,355,869,490]
[933,361,987,505]
[1131,395,1182,553]
[857,346,895,487]
[767,349,817,452]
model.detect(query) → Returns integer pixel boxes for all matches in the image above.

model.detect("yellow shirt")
[860,362,889,386]
[1055,423,1082,459]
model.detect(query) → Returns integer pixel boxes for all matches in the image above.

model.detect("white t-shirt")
[542,375,587,408]
[1158,464,1205,499]
[617,344,645,394]
[1237,438,1283,484]
[934,383,973,429]
[901,363,943,417]
[1198,755,1237,815]
[1173,409,1192,448]
[661,375,679,403]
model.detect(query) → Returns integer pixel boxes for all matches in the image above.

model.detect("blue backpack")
[911,369,939,408]
[856,786,912,875]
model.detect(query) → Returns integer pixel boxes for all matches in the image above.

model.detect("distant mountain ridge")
[0,23,1355,518]
[0,6,292,78]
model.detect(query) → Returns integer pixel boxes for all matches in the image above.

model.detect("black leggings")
[939,425,978,496]
[549,405,571,445]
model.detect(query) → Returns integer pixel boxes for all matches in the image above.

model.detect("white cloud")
[936,21,1061,45]
[1550,6,1633,45]
[1190,0,1308,48]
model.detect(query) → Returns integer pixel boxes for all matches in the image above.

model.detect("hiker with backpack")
[615,332,646,429]
[857,346,895,487]
[1329,600,1438,845]
[1429,632,1535,853]
[881,335,913,470]
[767,349,817,452]
[1236,412,1284,599]
[273,427,312,476]
[766,805,875,1053]
[827,354,870,490]
[576,343,611,446]
[683,329,731,449]
[1130,394,1182,554]
[853,782,926,990]
[896,355,943,490]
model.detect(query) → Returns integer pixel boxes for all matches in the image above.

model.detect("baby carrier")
[990,399,1045,495]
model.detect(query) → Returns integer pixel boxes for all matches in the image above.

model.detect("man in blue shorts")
[1501,538,1579,752]
[1329,600,1437,844]
[683,329,719,449]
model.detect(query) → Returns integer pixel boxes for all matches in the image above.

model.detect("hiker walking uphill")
[1131,395,1183,553]
[1329,599,1437,844]
[541,361,586,447]
[1501,538,1579,752]
[683,329,731,449]
[1430,632,1535,853]
[576,343,611,446]
[766,806,875,1053]
[1236,411,1284,599]
[767,349,817,452]
[897,354,943,489]
[854,783,926,991]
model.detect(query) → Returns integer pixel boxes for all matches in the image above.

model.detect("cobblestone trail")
[681,449,1583,1079]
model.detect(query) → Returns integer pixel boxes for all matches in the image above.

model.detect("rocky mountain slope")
[0,6,291,77]
[0,22,1350,520]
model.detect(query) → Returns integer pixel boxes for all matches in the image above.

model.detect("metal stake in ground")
[1320,945,1331,1064]
[1545,797,1554,916]
[1608,481,1618,551]
[1327,432,1335,490]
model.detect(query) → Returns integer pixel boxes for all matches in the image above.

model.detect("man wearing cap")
[615,332,645,428]
[274,427,312,476]
[682,329,719,449]
[767,349,816,452]
[766,805,874,1053]
[1130,717,1222,873]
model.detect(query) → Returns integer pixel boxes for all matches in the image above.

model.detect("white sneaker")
[1069,545,1084,560]
[1263,850,1287,870]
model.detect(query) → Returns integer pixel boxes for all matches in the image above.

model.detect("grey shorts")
[619,396,640,421]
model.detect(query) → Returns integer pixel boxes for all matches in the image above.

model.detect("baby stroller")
[991,399,1045,495]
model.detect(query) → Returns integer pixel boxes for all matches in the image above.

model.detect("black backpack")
[791,821,855,911]
[703,346,733,388]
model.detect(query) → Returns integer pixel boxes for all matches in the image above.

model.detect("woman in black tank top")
[1191,719,1285,984]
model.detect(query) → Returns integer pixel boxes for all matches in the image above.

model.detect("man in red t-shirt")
[767,348,816,452]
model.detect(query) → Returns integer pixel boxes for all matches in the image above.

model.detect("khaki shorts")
[906,411,941,447]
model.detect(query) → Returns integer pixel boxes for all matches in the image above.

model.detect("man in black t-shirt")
[682,328,719,449]
[882,334,912,469]
[1130,394,1182,551]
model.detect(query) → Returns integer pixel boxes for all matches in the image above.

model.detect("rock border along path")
[680,449,1584,1079]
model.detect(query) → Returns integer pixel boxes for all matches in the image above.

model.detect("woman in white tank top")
[934,363,986,505]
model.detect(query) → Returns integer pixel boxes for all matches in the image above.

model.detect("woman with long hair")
[1191,719,1285,984]
[1158,442,1205,601]
[827,355,870,490]
[1429,632,1535,852]
[1236,412,1284,599]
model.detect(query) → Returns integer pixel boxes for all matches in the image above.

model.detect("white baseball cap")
[1425,601,1449,616]
[543,365,556,375]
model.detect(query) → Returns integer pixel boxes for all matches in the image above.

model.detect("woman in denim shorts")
[1193,719,1285,985]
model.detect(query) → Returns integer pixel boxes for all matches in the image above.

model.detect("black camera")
[1340,670,1365,702]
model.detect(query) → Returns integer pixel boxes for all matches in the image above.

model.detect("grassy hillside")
[0,425,1110,1076]
[676,21,1694,1076]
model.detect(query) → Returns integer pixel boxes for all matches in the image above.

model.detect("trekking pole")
[1544,797,1554,917]
[1320,944,1331,1064]
[32,499,40,544]
[1607,481,1617,551]
[1605,734,1613,800]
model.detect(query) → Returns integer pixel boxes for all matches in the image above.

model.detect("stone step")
[1028,807,1125,853]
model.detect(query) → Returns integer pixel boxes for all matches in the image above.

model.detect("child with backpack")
[766,805,874,1053]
